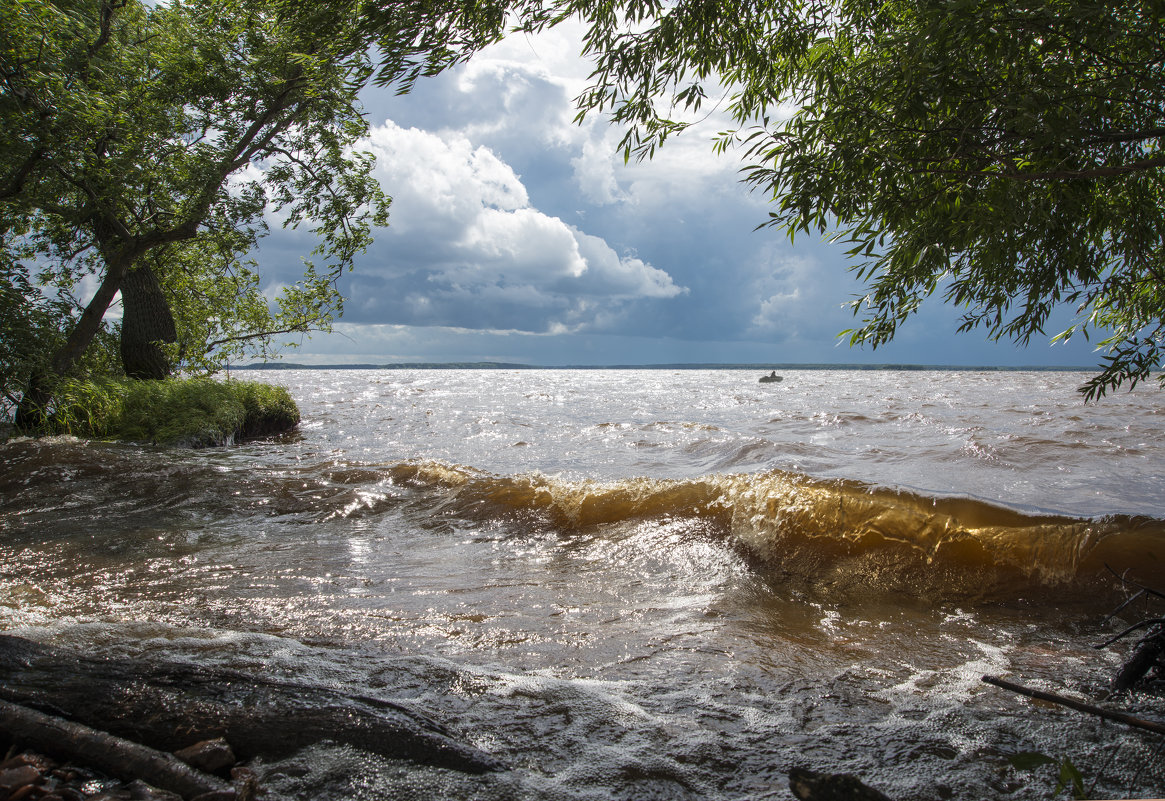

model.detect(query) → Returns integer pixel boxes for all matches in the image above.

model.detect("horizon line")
[234,361,1094,372]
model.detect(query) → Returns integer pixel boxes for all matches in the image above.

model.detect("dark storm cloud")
[248,32,1106,367]
[334,119,685,333]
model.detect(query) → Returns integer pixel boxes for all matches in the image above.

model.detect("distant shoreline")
[234,361,1093,372]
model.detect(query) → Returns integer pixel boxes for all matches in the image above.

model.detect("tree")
[0,254,119,416]
[1,0,390,422]
[520,0,1164,398]
[2,0,509,425]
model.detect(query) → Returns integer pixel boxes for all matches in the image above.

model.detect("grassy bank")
[22,377,299,447]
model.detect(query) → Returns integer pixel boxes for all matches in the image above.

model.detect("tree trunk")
[13,370,52,431]
[14,244,133,429]
[119,263,177,380]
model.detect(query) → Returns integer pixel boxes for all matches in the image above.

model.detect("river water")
[2,368,1164,799]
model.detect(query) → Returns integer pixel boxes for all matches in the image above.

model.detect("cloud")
[248,25,1108,368]
[571,231,682,298]
[368,122,526,234]
[259,45,856,353]
[286,323,825,365]
[453,61,578,147]
[571,133,628,205]
[339,120,685,333]
[747,251,842,340]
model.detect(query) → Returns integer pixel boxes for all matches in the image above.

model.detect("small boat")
[759,372,783,383]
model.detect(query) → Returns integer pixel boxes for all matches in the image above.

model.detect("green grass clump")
[119,378,247,447]
[43,376,131,439]
[230,379,301,439]
[35,377,299,447]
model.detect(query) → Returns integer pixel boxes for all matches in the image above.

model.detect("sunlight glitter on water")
[2,369,1165,799]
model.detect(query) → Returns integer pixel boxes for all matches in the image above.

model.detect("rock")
[0,752,55,772]
[173,739,236,774]
[0,764,41,792]
[230,766,258,801]
[125,779,184,800]
[788,767,894,801]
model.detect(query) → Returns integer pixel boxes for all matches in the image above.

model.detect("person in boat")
[769,371,777,379]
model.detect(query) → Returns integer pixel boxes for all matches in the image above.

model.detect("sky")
[254,23,1102,368]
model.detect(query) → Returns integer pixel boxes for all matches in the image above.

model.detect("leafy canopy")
[2,0,525,419]
[1,0,396,395]
[518,0,1164,397]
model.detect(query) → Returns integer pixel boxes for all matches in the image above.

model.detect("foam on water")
[3,369,1165,799]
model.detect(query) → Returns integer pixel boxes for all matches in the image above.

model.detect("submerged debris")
[981,572,1165,794]
[1093,574,1165,695]
[787,767,894,801]
[0,746,247,801]
[985,573,1165,718]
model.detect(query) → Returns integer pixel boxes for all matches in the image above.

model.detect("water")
[2,369,1164,799]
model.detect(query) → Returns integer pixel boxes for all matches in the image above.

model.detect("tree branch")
[982,675,1165,736]
[910,154,1165,182]
[0,698,232,800]
[204,317,328,352]
[88,1,129,59]
[0,148,47,200]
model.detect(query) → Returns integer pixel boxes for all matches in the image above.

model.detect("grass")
[31,377,299,447]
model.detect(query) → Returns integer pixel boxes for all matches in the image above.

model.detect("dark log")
[0,698,231,800]
[0,635,506,775]
[982,675,1165,736]
[1111,632,1165,694]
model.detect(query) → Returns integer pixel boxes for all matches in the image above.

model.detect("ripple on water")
[2,370,1164,799]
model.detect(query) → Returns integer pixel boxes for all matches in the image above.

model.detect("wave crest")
[380,461,1165,601]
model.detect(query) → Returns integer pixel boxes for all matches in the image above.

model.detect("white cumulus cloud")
[345,120,685,332]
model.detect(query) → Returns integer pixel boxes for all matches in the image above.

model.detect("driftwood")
[0,698,232,799]
[0,635,505,775]
[1111,626,1165,694]
[1092,571,1165,693]
[982,675,1165,736]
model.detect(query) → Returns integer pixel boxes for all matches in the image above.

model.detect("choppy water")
[2,369,1164,799]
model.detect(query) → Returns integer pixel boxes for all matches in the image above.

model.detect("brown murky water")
[2,369,1164,799]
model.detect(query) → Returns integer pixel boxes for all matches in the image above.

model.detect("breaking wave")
[4,437,1162,604]
[371,460,1165,603]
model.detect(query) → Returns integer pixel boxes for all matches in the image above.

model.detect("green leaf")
[1054,757,1087,800]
